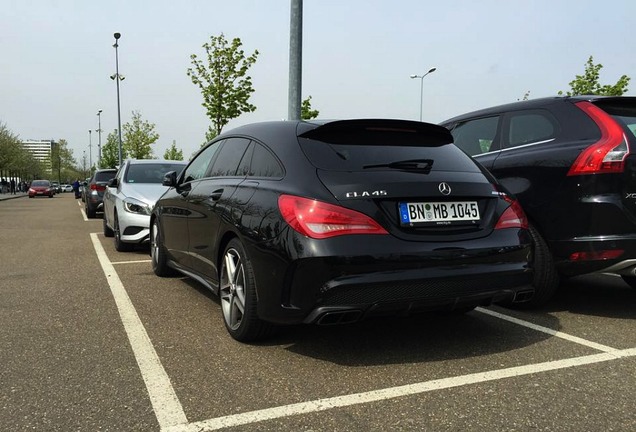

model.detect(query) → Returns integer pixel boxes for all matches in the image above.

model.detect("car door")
[104,165,125,227]
[160,141,224,268]
[445,115,502,171]
[186,137,251,282]
[490,108,562,219]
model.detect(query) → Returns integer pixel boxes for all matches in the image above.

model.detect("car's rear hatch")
[584,97,636,225]
[298,120,506,242]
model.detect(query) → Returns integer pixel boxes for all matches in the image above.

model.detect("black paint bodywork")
[152,119,532,325]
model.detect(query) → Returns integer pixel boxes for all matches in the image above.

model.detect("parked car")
[84,169,117,218]
[28,180,54,198]
[61,184,73,193]
[50,181,60,194]
[441,96,636,303]
[150,119,533,342]
[103,159,188,252]
[80,177,91,202]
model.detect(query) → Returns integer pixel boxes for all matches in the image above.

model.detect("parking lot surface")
[1,193,635,431]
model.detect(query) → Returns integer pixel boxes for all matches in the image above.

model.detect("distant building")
[22,139,53,172]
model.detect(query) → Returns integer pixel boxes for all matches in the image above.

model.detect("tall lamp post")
[96,109,103,166]
[88,130,92,172]
[111,32,124,167]
[410,67,437,121]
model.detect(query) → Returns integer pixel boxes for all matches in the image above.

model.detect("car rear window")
[298,121,479,172]
[595,101,636,142]
[94,171,117,182]
[125,163,186,183]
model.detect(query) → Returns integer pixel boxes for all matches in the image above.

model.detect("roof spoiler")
[298,119,453,147]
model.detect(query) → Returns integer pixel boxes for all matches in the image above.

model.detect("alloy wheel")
[220,248,246,331]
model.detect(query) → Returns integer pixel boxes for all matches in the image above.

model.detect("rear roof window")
[94,170,117,182]
[595,101,636,142]
[298,120,479,172]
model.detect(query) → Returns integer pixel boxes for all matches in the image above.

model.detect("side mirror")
[162,171,177,187]
[107,178,119,187]
[82,181,88,186]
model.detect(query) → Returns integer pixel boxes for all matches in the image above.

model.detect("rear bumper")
[550,234,636,277]
[249,229,533,325]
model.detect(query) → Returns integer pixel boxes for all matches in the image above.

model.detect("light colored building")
[22,139,53,172]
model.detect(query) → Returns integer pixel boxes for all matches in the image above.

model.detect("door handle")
[209,189,223,201]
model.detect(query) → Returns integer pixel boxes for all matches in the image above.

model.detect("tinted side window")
[450,116,499,156]
[208,137,251,177]
[506,111,556,148]
[182,140,224,183]
[250,143,284,178]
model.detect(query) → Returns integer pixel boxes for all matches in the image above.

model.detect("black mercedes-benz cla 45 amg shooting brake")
[441,96,636,307]
[150,119,533,341]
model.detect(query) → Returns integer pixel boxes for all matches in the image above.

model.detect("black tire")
[150,218,174,276]
[86,203,96,219]
[103,213,114,237]
[620,276,636,289]
[114,213,133,252]
[507,224,559,309]
[219,238,272,342]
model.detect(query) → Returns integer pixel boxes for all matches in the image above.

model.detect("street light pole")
[112,32,123,167]
[96,109,103,166]
[410,67,437,121]
[88,129,92,172]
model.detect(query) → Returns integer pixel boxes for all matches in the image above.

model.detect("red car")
[28,180,54,198]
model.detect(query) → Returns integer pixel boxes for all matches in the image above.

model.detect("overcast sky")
[2,0,635,164]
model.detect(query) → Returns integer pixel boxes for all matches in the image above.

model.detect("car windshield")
[125,163,185,184]
[31,180,49,187]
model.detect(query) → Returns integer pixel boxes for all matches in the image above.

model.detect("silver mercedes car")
[103,159,187,251]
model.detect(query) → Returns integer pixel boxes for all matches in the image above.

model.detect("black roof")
[441,95,636,124]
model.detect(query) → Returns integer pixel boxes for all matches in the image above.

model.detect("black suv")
[84,169,117,218]
[441,96,636,306]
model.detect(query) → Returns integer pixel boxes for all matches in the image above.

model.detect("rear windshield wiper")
[363,159,434,172]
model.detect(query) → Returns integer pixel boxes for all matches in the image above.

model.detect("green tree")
[123,111,159,159]
[187,33,259,137]
[100,129,122,168]
[559,56,630,96]
[0,122,43,181]
[301,96,320,120]
[51,139,77,183]
[163,140,184,160]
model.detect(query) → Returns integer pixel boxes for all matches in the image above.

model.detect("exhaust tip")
[512,289,535,303]
[316,310,363,325]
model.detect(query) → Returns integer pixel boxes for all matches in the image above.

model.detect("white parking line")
[90,232,636,431]
[90,233,187,429]
[476,307,620,353]
[164,348,636,432]
[111,260,152,265]
[80,209,88,221]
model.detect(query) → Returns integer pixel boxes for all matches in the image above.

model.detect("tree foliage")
[301,96,320,120]
[51,138,77,182]
[163,141,184,161]
[187,33,259,137]
[560,56,630,96]
[123,111,159,159]
[0,122,45,180]
[100,129,122,169]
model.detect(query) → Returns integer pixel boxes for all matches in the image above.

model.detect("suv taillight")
[567,101,629,176]
[493,193,528,230]
[278,194,388,239]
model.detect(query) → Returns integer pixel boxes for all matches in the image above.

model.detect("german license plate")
[399,201,480,225]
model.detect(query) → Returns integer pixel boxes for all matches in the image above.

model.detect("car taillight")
[569,249,624,261]
[90,183,106,192]
[494,197,528,230]
[278,194,388,239]
[567,101,629,176]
